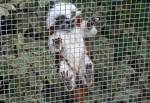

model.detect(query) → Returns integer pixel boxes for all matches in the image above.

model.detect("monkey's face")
[54,15,76,31]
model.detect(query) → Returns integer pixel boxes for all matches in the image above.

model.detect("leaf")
[0,7,9,16]
[38,0,68,7]
[12,52,30,74]
[16,33,24,50]
[0,3,16,10]
[9,0,25,5]
[18,0,38,12]
[0,0,5,3]
[113,88,140,102]
[38,0,53,7]
[0,3,16,17]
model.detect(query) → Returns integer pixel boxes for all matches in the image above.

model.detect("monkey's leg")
[80,54,94,87]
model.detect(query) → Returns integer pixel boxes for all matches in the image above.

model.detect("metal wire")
[0,0,150,103]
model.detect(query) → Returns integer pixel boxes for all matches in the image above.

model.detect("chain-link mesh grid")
[0,0,150,103]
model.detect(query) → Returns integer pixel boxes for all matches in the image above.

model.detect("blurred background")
[0,0,150,103]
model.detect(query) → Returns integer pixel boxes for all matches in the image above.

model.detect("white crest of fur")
[46,2,81,29]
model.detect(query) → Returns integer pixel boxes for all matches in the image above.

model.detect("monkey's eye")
[55,15,68,25]
[71,19,75,23]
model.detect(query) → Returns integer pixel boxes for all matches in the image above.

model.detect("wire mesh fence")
[0,0,150,103]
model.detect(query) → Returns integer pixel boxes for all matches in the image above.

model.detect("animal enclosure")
[0,0,150,103]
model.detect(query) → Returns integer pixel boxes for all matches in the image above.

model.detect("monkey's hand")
[87,16,99,30]
[59,60,76,91]
[80,17,98,38]
[48,35,62,53]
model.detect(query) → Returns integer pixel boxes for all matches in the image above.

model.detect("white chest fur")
[56,28,86,72]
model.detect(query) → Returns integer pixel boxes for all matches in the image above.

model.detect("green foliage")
[0,3,16,17]
[0,0,150,103]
